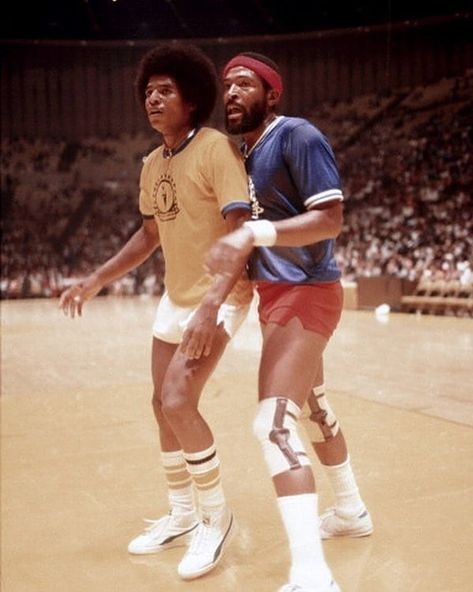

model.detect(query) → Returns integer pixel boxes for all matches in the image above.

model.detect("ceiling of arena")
[1,0,471,41]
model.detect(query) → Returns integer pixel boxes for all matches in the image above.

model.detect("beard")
[225,99,267,135]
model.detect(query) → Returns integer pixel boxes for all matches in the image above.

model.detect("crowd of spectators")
[314,70,473,286]
[1,71,472,301]
[1,133,164,299]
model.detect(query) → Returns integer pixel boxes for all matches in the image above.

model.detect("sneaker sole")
[178,515,236,580]
[320,525,374,540]
[128,523,198,555]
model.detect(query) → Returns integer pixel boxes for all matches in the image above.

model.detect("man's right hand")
[59,274,103,318]
[204,226,254,278]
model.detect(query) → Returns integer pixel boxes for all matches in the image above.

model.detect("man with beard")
[205,52,372,592]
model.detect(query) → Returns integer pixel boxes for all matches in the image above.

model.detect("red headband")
[223,55,283,95]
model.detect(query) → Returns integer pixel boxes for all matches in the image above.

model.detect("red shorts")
[256,281,344,339]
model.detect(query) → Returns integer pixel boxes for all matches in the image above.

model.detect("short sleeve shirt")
[245,117,343,283]
[140,127,253,307]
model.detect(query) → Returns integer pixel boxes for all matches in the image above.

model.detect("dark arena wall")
[1,14,471,139]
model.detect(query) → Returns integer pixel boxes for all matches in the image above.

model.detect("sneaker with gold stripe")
[177,507,235,579]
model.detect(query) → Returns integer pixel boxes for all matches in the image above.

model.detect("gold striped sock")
[161,450,195,514]
[184,445,225,514]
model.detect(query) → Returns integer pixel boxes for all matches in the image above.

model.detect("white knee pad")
[253,397,312,477]
[302,385,339,443]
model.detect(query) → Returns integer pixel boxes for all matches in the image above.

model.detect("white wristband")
[243,220,277,247]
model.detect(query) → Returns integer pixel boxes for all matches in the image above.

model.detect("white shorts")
[152,291,250,344]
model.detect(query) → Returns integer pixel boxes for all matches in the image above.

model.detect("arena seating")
[1,71,472,313]
[400,279,473,316]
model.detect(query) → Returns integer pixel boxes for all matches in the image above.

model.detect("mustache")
[226,100,245,111]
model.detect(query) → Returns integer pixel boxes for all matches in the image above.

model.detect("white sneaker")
[319,507,373,540]
[278,581,341,592]
[127,511,198,554]
[177,508,235,580]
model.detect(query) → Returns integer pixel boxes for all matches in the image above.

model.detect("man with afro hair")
[60,42,253,581]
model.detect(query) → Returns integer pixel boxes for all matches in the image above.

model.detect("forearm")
[93,226,159,287]
[199,207,251,311]
[274,210,342,247]
[201,262,246,311]
[245,204,343,247]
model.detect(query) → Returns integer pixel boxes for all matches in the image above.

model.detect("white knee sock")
[277,493,333,589]
[324,455,365,516]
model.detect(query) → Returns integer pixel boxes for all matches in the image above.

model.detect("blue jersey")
[245,116,343,283]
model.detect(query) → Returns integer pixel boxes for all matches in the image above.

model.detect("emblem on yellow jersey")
[153,173,179,221]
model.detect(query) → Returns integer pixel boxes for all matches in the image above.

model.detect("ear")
[267,88,280,108]
[185,102,197,122]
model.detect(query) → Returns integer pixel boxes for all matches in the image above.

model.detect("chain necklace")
[242,116,282,160]
[163,127,198,160]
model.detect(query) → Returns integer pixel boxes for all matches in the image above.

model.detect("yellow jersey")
[139,127,253,307]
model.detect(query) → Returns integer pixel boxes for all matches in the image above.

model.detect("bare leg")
[152,325,230,453]
[255,317,334,589]
[150,338,181,451]
[152,326,236,580]
[130,332,229,556]
[128,327,235,560]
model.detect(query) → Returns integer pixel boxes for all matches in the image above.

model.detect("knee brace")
[302,385,339,443]
[253,397,312,477]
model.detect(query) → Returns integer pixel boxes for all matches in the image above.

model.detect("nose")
[226,83,240,97]
[147,89,162,104]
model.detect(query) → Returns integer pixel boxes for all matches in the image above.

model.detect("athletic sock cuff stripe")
[185,450,217,465]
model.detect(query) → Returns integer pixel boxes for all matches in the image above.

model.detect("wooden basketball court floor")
[1,296,472,592]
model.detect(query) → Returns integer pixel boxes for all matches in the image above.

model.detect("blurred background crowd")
[2,70,471,300]
[1,5,472,305]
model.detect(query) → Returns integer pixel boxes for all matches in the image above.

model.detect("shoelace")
[186,521,213,555]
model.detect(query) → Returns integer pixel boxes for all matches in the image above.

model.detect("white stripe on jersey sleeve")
[304,189,344,209]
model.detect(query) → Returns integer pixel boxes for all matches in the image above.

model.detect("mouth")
[226,103,244,118]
